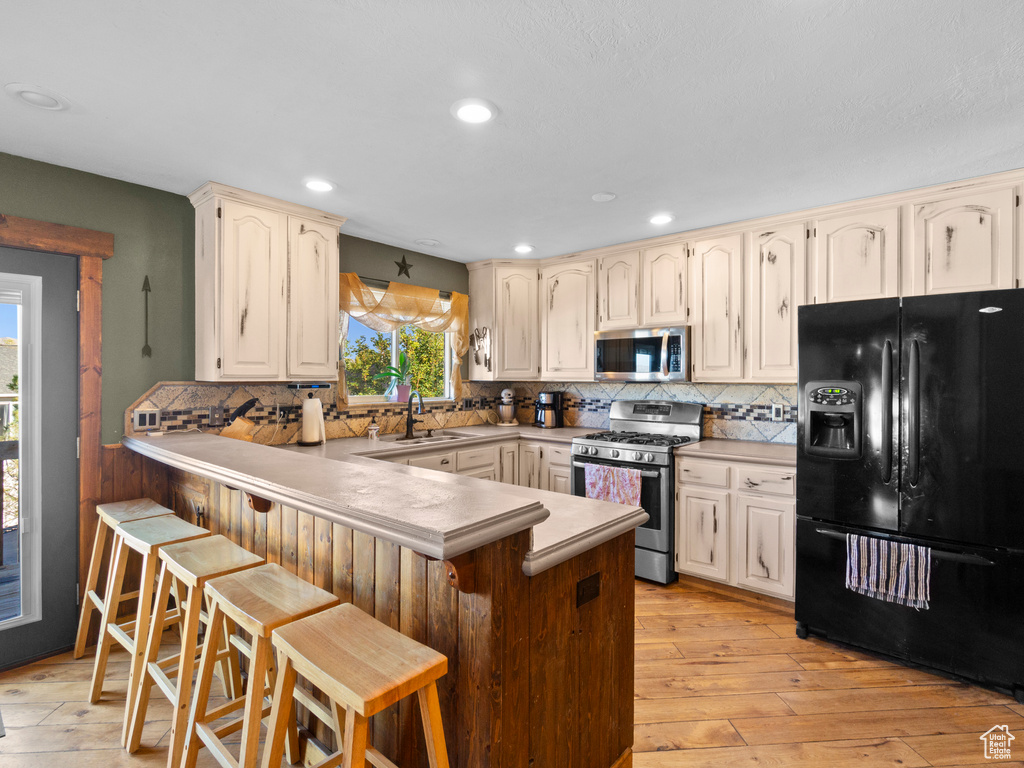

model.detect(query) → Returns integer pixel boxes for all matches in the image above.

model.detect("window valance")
[337,272,469,406]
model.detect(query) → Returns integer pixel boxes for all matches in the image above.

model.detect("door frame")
[0,213,111,596]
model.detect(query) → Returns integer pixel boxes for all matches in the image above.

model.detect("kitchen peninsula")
[122,431,644,768]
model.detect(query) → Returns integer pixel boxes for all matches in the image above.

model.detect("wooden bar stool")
[74,498,176,659]
[89,514,210,734]
[183,563,340,768]
[125,534,265,768]
[261,603,450,768]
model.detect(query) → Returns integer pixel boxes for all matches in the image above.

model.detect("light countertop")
[675,437,797,465]
[124,429,647,576]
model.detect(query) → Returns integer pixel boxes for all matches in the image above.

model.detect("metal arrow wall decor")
[142,275,152,357]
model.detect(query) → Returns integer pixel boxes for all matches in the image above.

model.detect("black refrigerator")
[796,289,1024,702]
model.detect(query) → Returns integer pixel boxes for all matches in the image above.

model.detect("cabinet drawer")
[544,445,572,467]
[736,465,795,496]
[408,452,455,472]
[676,459,730,488]
[457,446,497,472]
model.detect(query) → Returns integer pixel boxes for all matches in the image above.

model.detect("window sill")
[346,397,456,407]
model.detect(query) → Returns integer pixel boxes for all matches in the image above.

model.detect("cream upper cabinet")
[692,234,744,381]
[215,201,287,379]
[540,260,596,380]
[908,187,1016,296]
[496,266,539,379]
[287,217,341,380]
[813,207,899,303]
[748,224,806,382]
[641,242,688,326]
[468,261,539,381]
[597,251,640,330]
[191,183,344,382]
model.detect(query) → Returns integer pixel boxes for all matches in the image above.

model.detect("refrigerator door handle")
[881,339,893,484]
[908,339,921,486]
[812,528,995,566]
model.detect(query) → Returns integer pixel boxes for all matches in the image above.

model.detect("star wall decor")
[395,255,413,278]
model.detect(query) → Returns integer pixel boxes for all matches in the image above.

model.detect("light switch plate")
[771,403,784,422]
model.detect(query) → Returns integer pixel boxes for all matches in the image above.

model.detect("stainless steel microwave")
[594,327,690,382]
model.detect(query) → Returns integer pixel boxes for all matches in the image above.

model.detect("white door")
[220,201,286,379]
[495,266,539,379]
[692,235,744,381]
[540,261,595,380]
[287,217,339,379]
[735,494,795,598]
[910,187,1016,295]
[597,251,640,330]
[749,224,806,382]
[813,207,899,303]
[641,242,688,326]
[676,487,730,582]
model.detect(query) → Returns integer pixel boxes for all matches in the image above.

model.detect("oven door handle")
[571,458,660,479]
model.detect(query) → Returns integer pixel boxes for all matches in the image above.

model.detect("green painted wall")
[339,234,469,295]
[0,152,195,444]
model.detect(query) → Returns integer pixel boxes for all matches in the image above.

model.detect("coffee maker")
[534,391,565,429]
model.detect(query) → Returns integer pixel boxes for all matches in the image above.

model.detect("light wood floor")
[1,578,1022,767]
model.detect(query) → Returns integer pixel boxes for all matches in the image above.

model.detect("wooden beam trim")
[0,213,114,260]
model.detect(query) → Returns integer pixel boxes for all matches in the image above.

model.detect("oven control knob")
[586,446,596,456]
[645,453,655,462]
[633,451,643,461]
[611,450,619,458]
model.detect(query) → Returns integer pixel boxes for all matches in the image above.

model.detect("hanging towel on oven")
[846,534,931,610]
[584,464,642,506]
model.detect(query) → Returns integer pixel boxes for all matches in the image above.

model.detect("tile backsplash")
[126,380,796,445]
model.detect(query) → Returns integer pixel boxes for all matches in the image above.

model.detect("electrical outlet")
[771,403,784,422]
[133,408,161,431]
[209,405,225,426]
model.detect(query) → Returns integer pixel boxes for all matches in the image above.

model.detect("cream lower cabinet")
[499,442,518,484]
[456,445,500,481]
[408,451,455,472]
[518,441,571,492]
[676,456,796,600]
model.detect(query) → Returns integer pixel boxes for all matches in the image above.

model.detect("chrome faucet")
[404,390,424,440]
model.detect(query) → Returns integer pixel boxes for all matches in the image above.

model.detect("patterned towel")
[584,464,642,506]
[846,534,931,610]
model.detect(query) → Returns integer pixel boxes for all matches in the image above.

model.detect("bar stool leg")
[125,559,175,751]
[183,601,226,768]
[417,683,450,768]
[259,655,297,768]
[74,520,109,658]
[238,633,273,768]
[217,610,244,700]
[121,545,160,745]
[90,536,129,703]
[263,644,299,764]
[342,709,369,768]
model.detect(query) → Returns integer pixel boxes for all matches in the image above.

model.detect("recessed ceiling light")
[305,179,334,192]
[5,83,69,111]
[592,192,617,203]
[649,213,675,225]
[514,244,534,254]
[451,98,496,124]
[415,239,440,248]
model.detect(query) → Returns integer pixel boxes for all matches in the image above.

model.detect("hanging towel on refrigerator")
[846,534,931,610]
[584,464,642,506]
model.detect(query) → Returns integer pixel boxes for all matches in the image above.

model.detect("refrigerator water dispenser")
[803,381,862,458]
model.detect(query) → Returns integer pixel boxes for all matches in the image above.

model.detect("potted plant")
[374,350,413,402]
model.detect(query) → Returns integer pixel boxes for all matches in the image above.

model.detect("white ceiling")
[3,1,1024,263]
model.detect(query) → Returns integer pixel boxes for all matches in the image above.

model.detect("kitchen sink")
[381,430,475,445]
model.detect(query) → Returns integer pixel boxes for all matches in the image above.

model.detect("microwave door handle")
[661,332,669,376]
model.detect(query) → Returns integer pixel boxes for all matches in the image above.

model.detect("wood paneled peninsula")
[122,431,645,768]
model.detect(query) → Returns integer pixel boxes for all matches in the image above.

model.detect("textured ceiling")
[3,0,1024,263]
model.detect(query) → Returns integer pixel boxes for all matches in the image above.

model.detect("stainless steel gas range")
[569,400,704,583]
